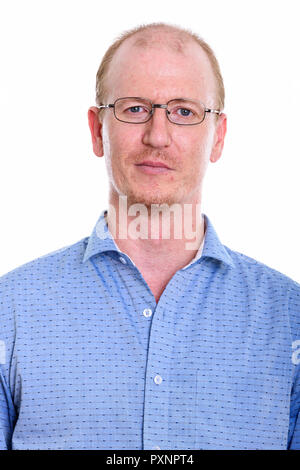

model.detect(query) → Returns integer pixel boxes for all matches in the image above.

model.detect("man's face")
[90,35,226,208]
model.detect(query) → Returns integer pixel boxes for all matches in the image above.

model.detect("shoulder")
[225,245,300,290]
[225,246,300,334]
[0,237,88,293]
[0,238,89,362]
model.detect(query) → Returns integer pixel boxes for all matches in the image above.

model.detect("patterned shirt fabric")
[0,210,300,450]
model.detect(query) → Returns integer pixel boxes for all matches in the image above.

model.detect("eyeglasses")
[97,97,222,126]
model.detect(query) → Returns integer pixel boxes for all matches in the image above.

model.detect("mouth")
[135,160,173,175]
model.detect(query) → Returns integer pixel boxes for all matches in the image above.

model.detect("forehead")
[106,32,217,104]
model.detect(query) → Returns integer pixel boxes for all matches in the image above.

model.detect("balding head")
[131,25,190,54]
[95,23,225,111]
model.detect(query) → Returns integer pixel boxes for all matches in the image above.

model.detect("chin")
[126,191,183,210]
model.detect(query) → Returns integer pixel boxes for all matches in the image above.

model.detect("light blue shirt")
[0,210,300,450]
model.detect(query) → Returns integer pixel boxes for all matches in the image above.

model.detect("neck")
[105,194,205,272]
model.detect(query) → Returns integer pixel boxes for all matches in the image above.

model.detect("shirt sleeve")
[0,273,17,450]
[0,366,16,450]
[287,280,300,450]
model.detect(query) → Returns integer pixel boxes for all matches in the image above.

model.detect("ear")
[210,113,227,163]
[88,106,104,157]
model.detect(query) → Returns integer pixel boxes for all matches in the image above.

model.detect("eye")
[128,106,144,113]
[177,107,193,117]
[122,105,151,116]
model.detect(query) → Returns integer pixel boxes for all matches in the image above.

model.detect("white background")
[0,0,299,281]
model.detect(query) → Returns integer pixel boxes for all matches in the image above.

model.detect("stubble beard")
[123,186,182,211]
[113,148,184,211]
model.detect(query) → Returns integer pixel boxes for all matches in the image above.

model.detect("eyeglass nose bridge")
[152,104,168,109]
[151,104,171,119]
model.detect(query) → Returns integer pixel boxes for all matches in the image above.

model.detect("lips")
[136,160,171,169]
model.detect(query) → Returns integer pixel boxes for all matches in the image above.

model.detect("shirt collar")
[82,209,234,268]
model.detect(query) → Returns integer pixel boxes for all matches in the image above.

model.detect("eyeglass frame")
[97,97,222,126]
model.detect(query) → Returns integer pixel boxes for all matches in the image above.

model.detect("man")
[0,23,299,450]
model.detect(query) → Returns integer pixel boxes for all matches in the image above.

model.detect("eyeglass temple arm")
[98,104,114,109]
[205,108,222,115]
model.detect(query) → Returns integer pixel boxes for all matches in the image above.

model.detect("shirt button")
[152,445,161,450]
[154,374,162,385]
[119,256,127,264]
[143,308,152,318]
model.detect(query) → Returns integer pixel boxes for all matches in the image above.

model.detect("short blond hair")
[95,22,225,111]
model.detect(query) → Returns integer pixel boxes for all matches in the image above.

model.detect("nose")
[142,107,172,148]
